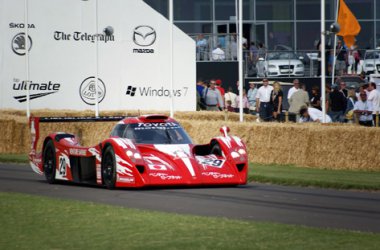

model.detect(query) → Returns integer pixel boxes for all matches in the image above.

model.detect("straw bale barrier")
[1,109,379,171]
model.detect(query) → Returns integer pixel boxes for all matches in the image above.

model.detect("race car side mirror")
[220,126,230,137]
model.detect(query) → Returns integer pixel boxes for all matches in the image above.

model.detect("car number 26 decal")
[59,156,67,176]
[198,158,225,168]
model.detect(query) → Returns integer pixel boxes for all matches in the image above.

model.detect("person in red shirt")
[215,79,225,96]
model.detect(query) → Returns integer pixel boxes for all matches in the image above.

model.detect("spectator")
[310,86,321,110]
[256,43,266,77]
[325,84,332,114]
[339,81,348,98]
[335,40,347,76]
[249,42,258,64]
[329,84,347,122]
[196,79,206,110]
[287,79,300,101]
[224,86,238,111]
[345,87,357,123]
[248,42,258,76]
[256,78,274,121]
[202,80,224,111]
[354,92,373,126]
[196,78,205,97]
[211,44,225,61]
[351,45,361,75]
[215,79,225,96]
[235,89,250,114]
[367,82,380,126]
[270,81,283,121]
[225,100,234,112]
[288,82,310,122]
[196,34,208,61]
[299,106,332,123]
[247,82,258,113]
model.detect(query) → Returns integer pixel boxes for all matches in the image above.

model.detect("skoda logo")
[12,32,32,56]
[79,77,106,105]
[133,25,156,47]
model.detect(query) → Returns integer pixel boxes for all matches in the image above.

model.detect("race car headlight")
[268,64,276,69]
[238,149,246,155]
[126,150,142,159]
[134,153,142,159]
[296,64,303,68]
[231,152,240,158]
[126,150,133,157]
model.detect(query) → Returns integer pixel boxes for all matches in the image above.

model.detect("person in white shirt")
[299,107,332,123]
[211,45,225,61]
[224,87,238,111]
[287,79,300,100]
[354,92,373,126]
[256,79,274,121]
[367,82,380,126]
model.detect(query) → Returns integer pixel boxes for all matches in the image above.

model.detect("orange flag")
[337,0,361,47]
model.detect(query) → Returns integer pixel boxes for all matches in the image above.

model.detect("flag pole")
[238,0,243,122]
[24,0,30,118]
[331,0,340,86]
[94,0,99,117]
[321,0,327,123]
[169,0,174,118]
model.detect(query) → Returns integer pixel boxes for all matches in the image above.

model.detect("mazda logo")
[133,25,156,47]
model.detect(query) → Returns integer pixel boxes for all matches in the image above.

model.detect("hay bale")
[1,109,379,171]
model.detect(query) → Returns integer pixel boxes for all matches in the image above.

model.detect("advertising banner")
[0,0,196,111]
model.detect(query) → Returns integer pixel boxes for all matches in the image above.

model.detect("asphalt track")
[1,163,380,233]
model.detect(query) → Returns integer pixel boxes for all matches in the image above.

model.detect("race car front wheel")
[43,140,57,184]
[102,146,117,189]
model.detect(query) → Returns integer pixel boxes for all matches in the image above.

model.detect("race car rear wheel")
[43,140,57,184]
[102,146,117,189]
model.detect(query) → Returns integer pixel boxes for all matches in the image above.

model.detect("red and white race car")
[29,114,248,188]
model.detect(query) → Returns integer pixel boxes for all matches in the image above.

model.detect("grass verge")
[1,154,380,190]
[1,192,379,250]
[249,163,380,190]
[0,154,28,163]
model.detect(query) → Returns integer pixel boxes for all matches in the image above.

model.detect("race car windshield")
[111,123,193,144]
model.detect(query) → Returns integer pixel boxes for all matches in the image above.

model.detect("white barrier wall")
[0,0,196,111]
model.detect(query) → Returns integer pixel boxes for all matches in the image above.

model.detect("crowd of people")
[196,77,380,127]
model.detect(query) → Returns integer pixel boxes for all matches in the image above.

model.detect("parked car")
[258,51,305,77]
[363,50,380,75]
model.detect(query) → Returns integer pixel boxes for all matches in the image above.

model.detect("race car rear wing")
[29,116,126,153]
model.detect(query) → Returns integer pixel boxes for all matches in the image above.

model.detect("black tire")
[102,146,117,189]
[43,140,57,184]
[210,141,223,157]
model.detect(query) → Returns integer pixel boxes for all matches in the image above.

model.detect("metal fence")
[191,33,369,78]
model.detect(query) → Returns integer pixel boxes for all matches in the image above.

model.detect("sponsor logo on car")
[118,176,135,183]
[12,78,61,102]
[54,31,114,43]
[69,148,87,156]
[126,85,188,97]
[132,25,156,53]
[79,77,106,105]
[149,173,182,180]
[11,32,32,55]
